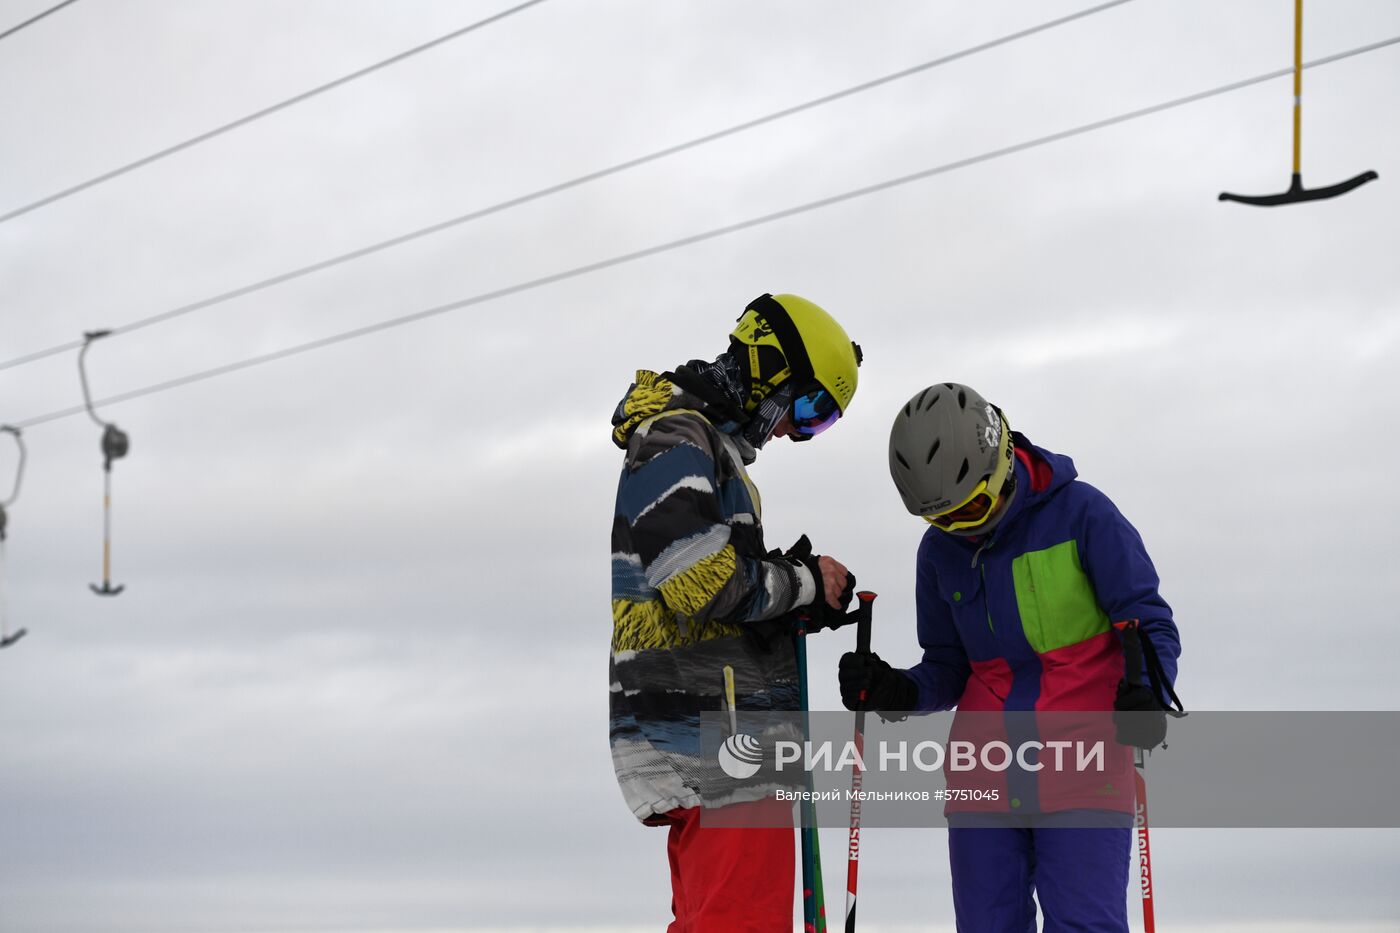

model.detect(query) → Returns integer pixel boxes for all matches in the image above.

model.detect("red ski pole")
[845,591,876,933]
[1115,619,1163,933]
[1134,747,1156,933]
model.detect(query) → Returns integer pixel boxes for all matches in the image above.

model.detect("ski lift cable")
[5,33,1397,433]
[0,0,551,225]
[0,0,80,43]
[0,0,1143,374]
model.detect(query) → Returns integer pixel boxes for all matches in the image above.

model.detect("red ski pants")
[662,796,794,932]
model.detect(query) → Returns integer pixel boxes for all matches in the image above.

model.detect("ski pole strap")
[1139,630,1186,717]
[1113,619,1146,683]
[786,533,814,560]
[1113,620,1186,717]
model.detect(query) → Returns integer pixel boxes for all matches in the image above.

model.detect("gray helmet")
[888,383,1016,533]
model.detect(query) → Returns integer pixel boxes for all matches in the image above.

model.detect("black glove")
[797,557,855,628]
[780,535,854,629]
[838,651,918,715]
[1113,680,1168,749]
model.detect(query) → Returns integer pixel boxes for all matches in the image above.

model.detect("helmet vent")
[926,438,940,464]
[895,451,910,470]
[956,458,970,482]
[916,387,933,411]
[956,387,968,408]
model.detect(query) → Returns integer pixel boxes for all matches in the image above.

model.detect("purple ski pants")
[948,822,1131,933]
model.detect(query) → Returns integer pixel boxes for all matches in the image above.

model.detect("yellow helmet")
[729,293,862,416]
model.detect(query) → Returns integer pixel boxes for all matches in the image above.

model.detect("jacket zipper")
[973,538,995,634]
[981,563,994,634]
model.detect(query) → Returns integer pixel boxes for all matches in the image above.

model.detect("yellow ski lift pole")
[1220,0,1377,205]
[78,331,130,596]
[1,425,27,648]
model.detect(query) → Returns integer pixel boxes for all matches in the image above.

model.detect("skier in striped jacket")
[609,292,862,931]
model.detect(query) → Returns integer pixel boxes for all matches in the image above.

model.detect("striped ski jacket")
[609,368,816,823]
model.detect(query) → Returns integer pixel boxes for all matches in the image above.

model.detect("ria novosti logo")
[717,732,764,779]
[718,735,1111,778]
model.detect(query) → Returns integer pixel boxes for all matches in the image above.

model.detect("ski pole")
[844,591,876,933]
[1115,619,1169,933]
[1134,747,1156,933]
[794,616,827,933]
[794,562,868,933]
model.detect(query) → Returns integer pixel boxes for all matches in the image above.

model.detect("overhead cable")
[0,0,550,224]
[0,0,80,42]
[0,0,1138,372]
[7,33,1397,431]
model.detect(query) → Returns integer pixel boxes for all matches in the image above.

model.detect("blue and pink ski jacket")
[905,433,1181,717]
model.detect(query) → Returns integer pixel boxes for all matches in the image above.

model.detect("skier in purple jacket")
[840,383,1183,933]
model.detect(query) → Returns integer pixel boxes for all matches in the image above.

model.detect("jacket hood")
[610,368,744,449]
[993,431,1077,531]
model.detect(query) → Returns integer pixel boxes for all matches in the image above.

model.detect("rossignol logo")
[717,732,763,780]
[1136,803,1153,900]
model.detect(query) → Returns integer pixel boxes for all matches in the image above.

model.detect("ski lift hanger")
[79,330,130,596]
[1220,0,1377,206]
[0,424,22,516]
[1,425,27,649]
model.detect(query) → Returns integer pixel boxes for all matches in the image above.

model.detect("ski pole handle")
[1113,619,1146,685]
[853,591,875,655]
[852,591,876,706]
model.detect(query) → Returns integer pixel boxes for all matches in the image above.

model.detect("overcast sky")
[1,1,1398,931]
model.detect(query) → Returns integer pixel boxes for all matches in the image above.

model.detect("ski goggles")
[923,484,1000,531]
[790,387,841,440]
[922,413,1015,532]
